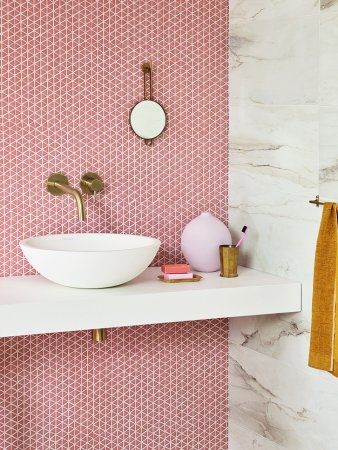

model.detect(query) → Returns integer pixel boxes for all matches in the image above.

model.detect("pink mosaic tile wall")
[0,320,229,449]
[0,0,229,277]
[0,1,229,448]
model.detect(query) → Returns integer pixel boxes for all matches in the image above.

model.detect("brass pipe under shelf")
[92,329,107,342]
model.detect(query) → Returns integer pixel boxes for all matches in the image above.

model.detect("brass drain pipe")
[92,329,107,342]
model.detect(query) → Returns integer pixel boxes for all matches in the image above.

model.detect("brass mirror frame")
[129,62,167,145]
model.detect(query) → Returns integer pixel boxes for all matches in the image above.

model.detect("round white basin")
[20,234,161,288]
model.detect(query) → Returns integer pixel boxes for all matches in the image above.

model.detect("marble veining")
[230,314,310,349]
[229,419,287,450]
[230,345,312,449]
[230,0,319,21]
[229,104,319,178]
[320,163,338,179]
[319,107,338,198]
[229,0,338,448]
[230,14,319,105]
[230,344,338,450]
[228,100,323,447]
[321,0,338,9]
[319,2,338,105]
[229,313,312,369]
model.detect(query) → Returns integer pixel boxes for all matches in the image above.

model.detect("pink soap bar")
[164,272,194,280]
[161,264,190,274]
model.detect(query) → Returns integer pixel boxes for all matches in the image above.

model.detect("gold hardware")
[47,173,86,221]
[92,329,107,342]
[157,274,202,283]
[309,195,324,207]
[80,172,104,196]
[219,245,239,278]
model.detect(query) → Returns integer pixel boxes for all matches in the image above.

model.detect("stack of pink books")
[161,264,193,281]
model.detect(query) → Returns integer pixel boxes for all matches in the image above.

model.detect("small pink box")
[161,264,190,274]
[163,272,194,280]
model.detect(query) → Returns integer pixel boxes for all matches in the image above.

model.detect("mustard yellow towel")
[309,203,338,375]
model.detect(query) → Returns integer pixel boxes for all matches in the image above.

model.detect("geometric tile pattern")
[0,1,229,448]
[0,0,229,277]
[0,319,229,449]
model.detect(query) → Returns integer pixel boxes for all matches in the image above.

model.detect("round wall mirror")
[130,100,166,140]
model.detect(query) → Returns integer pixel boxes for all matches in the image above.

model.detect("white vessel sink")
[20,234,161,289]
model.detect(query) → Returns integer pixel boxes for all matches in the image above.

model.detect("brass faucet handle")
[80,172,104,195]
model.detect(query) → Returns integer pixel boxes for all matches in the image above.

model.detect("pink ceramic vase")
[181,212,232,272]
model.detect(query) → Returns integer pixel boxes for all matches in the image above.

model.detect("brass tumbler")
[219,245,239,278]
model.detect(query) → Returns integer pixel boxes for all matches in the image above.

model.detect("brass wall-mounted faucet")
[46,172,106,343]
[47,173,86,221]
[47,172,104,221]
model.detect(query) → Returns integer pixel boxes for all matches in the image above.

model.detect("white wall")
[228,1,338,449]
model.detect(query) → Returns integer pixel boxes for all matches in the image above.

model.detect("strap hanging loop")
[142,62,153,101]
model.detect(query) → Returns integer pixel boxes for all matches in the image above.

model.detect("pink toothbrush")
[236,226,248,248]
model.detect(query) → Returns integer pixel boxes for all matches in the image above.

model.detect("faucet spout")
[54,182,86,221]
[46,173,87,222]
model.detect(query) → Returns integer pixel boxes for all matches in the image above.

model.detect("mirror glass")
[130,100,166,140]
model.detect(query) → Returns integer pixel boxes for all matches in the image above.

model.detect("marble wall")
[229,0,338,449]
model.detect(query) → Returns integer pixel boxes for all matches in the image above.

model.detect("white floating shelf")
[0,266,301,338]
